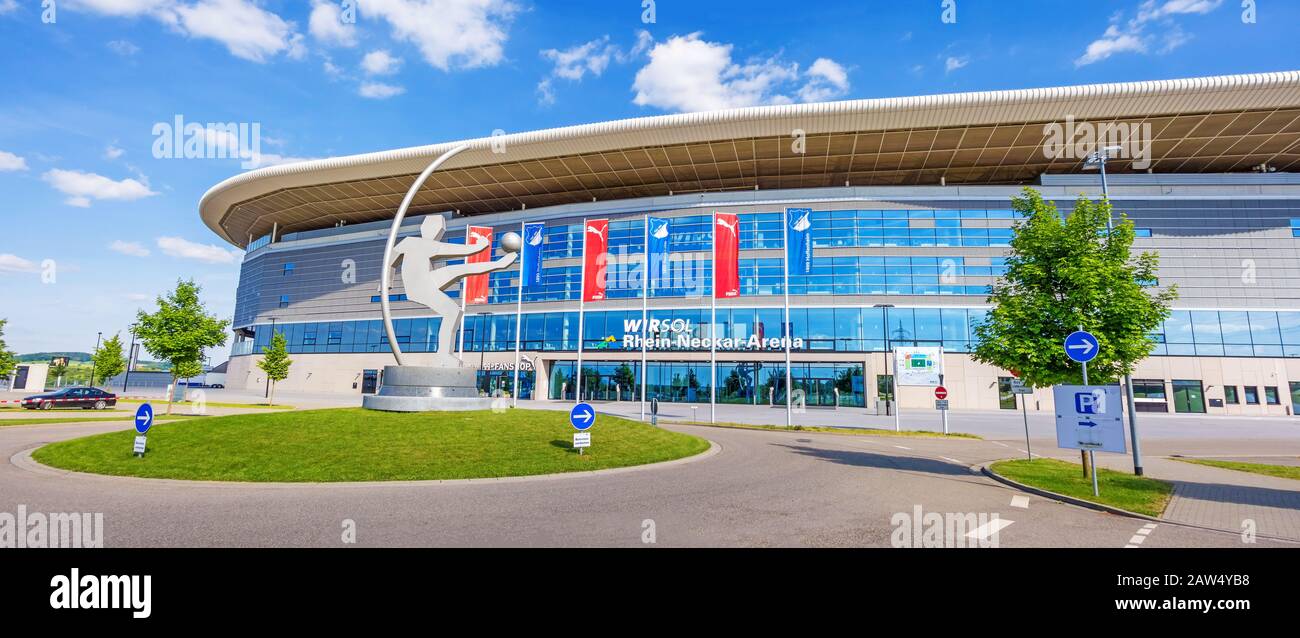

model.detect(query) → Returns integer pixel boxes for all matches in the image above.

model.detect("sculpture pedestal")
[361,366,496,412]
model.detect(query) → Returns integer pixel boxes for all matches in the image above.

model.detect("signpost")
[934,385,949,435]
[1010,373,1034,461]
[1064,329,1100,481]
[133,403,153,458]
[570,402,596,454]
[1053,385,1126,497]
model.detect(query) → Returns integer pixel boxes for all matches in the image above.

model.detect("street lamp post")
[89,331,102,388]
[122,324,137,393]
[1084,146,1146,477]
[874,304,898,431]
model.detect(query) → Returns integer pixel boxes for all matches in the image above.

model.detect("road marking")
[1137,528,1153,536]
[1128,535,1146,545]
[965,518,1014,542]
[940,456,963,464]
[894,445,912,450]
[991,441,1009,447]
[1010,495,1030,509]
[1126,524,1157,548]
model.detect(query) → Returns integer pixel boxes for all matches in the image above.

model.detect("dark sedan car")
[21,387,118,410]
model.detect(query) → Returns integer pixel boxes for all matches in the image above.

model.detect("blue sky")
[1,0,1297,359]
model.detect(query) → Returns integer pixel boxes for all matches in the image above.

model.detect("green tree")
[49,359,69,386]
[972,188,1176,387]
[90,334,126,385]
[135,280,229,414]
[257,332,292,406]
[0,320,18,383]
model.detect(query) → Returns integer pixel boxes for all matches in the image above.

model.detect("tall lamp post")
[873,304,898,431]
[1084,145,1145,476]
[89,331,102,388]
[122,324,137,392]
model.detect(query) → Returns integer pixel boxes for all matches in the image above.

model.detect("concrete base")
[361,365,494,412]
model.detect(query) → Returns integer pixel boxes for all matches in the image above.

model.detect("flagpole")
[458,264,468,364]
[512,220,524,408]
[575,218,586,404]
[710,213,717,424]
[781,209,793,428]
[640,215,649,421]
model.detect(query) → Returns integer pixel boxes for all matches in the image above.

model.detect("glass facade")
[548,360,866,407]
[248,307,1300,359]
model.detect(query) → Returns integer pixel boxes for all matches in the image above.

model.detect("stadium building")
[201,71,1300,417]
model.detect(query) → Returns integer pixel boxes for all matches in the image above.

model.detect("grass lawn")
[991,458,1174,517]
[1172,458,1300,481]
[675,420,981,439]
[1,414,203,427]
[118,400,294,410]
[32,408,710,482]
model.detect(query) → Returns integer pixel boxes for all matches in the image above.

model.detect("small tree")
[135,280,229,414]
[972,188,1177,471]
[91,334,126,386]
[257,332,292,406]
[50,359,69,386]
[0,319,16,383]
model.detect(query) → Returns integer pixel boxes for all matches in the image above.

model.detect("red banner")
[464,225,493,305]
[714,212,740,299]
[582,219,609,302]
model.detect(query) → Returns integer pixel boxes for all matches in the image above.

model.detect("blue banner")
[786,208,813,275]
[520,222,545,290]
[646,216,671,290]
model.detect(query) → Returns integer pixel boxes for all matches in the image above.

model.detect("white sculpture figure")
[389,215,519,367]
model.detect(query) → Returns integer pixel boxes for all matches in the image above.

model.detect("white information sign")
[894,347,943,386]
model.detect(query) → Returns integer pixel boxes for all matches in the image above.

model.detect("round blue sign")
[1064,331,1100,363]
[570,403,596,431]
[134,403,154,434]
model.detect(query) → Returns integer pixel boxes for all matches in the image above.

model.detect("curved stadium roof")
[201,71,1300,247]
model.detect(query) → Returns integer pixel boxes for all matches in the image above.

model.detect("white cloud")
[1,0,20,15]
[359,81,406,99]
[104,144,125,159]
[798,58,850,102]
[156,236,241,264]
[67,0,304,63]
[42,169,156,207]
[542,36,616,81]
[0,254,39,274]
[0,150,27,171]
[944,55,969,73]
[632,33,848,112]
[110,240,150,257]
[309,0,357,47]
[106,39,141,55]
[1076,0,1222,66]
[537,31,651,105]
[361,49,403,75]
[360,0,519,71]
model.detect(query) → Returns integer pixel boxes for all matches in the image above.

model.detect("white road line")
[1128,535,1147,545]
[894,445,911,450]
[965,518,1015,542]
[1137,528,1153,536]
[1143,523,1158,530]
[992,441,1010,447]
[1010,495,1030,509]
[1124,544,1140,548]
[940,456,963,464]
[1126,523,1157,548]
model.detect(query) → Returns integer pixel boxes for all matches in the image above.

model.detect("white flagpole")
[575,218,586,404]
[782,209,793,428]
[640,215,650,421]
[710,213,717,424]
[458,238,469,363]
[512,221,524,408]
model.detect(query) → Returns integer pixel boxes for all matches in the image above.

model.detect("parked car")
[21,387,118,410]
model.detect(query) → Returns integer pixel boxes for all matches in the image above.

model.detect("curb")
[980,463,1300,544]
[667,420,982,441]
[11,439,721,490]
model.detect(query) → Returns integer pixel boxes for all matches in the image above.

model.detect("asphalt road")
[1,412,1291,548]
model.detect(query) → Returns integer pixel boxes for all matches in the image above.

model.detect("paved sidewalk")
[1092,454,1300,542]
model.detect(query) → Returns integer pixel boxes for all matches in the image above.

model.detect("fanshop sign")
[621,318,804,351]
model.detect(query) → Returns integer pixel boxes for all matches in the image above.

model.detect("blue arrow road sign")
[134,403,154,434]
[1064,330,1100,363]
[570,403,596,431]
